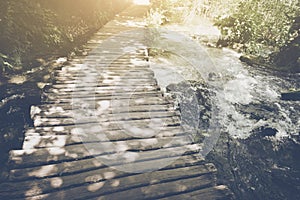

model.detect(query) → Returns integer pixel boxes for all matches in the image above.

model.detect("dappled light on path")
[0,4,232,200]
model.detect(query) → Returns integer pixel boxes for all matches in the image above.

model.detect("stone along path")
[0,5,232,200]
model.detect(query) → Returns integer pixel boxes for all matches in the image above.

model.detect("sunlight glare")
[133,0,150,5]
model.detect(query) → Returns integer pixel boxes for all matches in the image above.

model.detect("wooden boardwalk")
[0,5,233,200]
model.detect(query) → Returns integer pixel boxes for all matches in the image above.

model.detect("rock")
[207,133,300,200]
[0,81,42,182]
[216,38,229,47]
[281,90,300,101]
[250,127,278,138]
[166,80,212,132]
[168,80,300,199]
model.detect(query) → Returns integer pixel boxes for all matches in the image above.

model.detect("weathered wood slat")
[33,116,180,128]
[72,174,215,200]
[159,185,233,200]
[33,109,179,121]
[51,83,158,90]
[24,125,184,139]
[45,85,160,94]
[45,92,162,100]
[51,81,157,88]
[22,128,188,149]
[39,100,173,110]
[0,156,207,199]
[43,98,173,108]
[53,75,155,82]
[32,104,174,118]
[44,93,162,102]
[10,141,199,170]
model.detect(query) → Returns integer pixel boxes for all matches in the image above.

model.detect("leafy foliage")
[148,0,300,69]
[0,0,130,72]
[214,0,300,56]
[147,0,194,26]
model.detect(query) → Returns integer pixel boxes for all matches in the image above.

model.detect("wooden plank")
[53,79,155,85]
[43,100,171,108]
[54,69,154,76]
[51,81,157,88]
[6,164,214,200]
[54,76,154,82]
[57,67,149,73]
[46,85,159,94]
[9,143,200,173]
[45,88,160,96]
[60,62,148,67]
[44,92,161,101]
[41,99,173,109]
[33,115,180,128]
[0,156,208,199]
[45,92,161,99]
[51,82,158,90]
[9,146,201,181]
[70,57,148,62]
[45,85,160,94]
[60,64,149,69]
[41,173,216,200]
[159,185,233,200]
[31,104,175,119]
[33,109,179,122]
[45,96,165,102]
[24,125,184,138]
[54,75,155,82]
[22,128,188,149]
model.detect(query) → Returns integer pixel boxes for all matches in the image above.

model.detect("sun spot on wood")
[141,138,158,147]
[23,136,40,149]
[98,100,110,110]
[96,133,107,141]
[215,185,227,190]
[29,165,58,178]
[44,127,51,131]
[123,152,139,162]
[150,179,159,184]
[111,180,120,187]
[8,75,27,84]
[177,185,187,191]
[87,182,104,192]
[92,160,102,167]
[50,177,63,188]
[115,141,129,152]
[71,128,85,136]
[53,126,65,132]
[25,183,42,197]
[85,174,103,183]
[65,152,78,159]
[23,149,36,155]
[34,116,42,126]
[49,147,65,155]
[103,172,116,180]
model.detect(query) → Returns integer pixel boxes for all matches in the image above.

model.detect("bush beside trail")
[0,0,131,73]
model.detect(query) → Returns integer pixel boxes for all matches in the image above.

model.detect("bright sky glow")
[133,0,150,5]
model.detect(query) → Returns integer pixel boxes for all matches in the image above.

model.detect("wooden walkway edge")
[0,5,233,200]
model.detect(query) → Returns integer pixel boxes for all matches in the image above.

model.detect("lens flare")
[133,0,150,5]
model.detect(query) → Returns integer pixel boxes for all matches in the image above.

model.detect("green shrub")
[214,0,300,56]
[147,0,193,26]
[0,0,130,72]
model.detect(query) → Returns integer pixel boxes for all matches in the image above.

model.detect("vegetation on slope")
[148,0,300,71]
[0,0,130,74]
